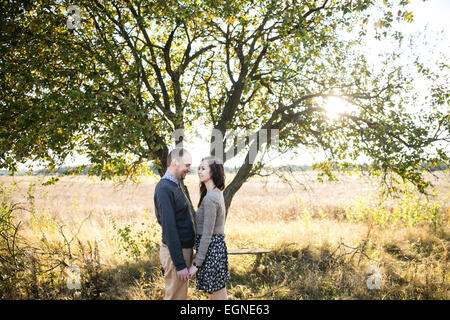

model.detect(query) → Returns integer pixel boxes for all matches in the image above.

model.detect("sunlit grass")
[1,171,448,299]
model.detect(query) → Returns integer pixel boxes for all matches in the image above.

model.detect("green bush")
[0,182,63,298]
[112,213,159,263]
[345,181,445,229]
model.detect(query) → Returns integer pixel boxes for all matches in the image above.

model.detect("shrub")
[345,181,445,229]
[112,213,159,263]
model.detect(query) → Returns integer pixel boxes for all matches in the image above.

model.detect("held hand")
[176,268,191,281]
[188,265,198,277]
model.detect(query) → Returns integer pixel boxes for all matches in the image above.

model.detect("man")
[154,147,196,300]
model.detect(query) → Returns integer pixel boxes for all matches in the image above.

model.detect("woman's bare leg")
[209,288,228,300]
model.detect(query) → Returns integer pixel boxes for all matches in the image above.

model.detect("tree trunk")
[223,158,254,221]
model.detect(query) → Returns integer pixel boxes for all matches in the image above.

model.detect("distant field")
[1,171,449,299]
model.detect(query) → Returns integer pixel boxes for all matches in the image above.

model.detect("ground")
[0,170,448,299]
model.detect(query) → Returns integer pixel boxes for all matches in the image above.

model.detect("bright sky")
[192,0,450,169]
[407,0,450,30]
[15,0,449,172]
[296,0,450,168]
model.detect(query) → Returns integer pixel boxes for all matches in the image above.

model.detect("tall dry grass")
[1,170,449,299]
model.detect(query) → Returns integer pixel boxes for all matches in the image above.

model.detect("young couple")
[153,147,230,300]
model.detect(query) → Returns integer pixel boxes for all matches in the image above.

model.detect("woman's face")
[198,160,211,183]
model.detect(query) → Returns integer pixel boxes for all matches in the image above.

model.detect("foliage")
[0,181,104,299]
[345,180,446,229]
[112,213,159,263]
[0,182,63,298]
[1,0,448,214]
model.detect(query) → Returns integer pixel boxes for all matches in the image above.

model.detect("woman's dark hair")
[198,156,225,207]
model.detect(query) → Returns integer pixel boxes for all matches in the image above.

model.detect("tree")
[1,0,448,216]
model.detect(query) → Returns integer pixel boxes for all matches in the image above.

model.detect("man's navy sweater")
[154,178,195,271]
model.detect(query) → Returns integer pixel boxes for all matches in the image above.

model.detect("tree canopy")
[1,0,448,212]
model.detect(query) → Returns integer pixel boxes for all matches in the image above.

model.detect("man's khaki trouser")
[159,245,193,300]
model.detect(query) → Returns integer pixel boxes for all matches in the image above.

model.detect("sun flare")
[323,96,358,120]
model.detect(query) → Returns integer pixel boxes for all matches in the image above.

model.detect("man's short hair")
[167,147,190,167]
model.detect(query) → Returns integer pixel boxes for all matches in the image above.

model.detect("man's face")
[174,153,192,180]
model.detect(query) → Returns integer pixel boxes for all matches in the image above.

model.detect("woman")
[188,156,229,300]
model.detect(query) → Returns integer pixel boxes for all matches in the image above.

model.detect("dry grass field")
[1,170,449,299]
